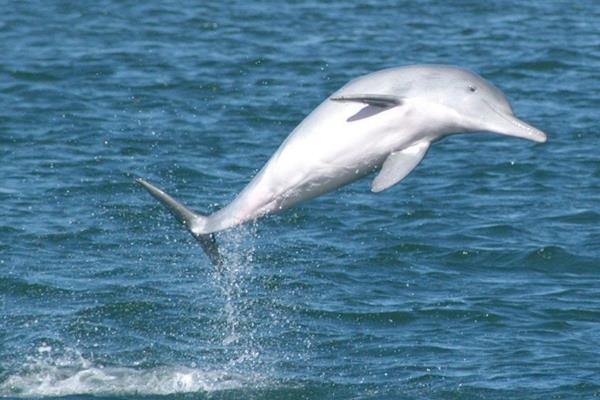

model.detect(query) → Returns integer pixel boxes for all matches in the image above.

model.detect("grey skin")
[138,65,547,265]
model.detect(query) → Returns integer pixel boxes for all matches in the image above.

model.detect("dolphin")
[137,64,547,265]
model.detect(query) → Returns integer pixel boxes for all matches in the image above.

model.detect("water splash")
[0,346,259,397]
[213,225,264,371]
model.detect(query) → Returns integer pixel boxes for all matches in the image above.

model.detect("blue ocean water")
[1,1,599,398]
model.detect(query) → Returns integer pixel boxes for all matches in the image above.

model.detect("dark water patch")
[512,59,573,72]
[37,227,105,244]
[297,307,416,326]
[0,225,23,238]
[523,245,598,272]
[471,223,527,238]
[548,210,600,224]
[74,301,168,323]
[9,69,62,83]
[414,307,502,325]
[441,247,520,270]
[0,276,74,299]
[539,308,600,324]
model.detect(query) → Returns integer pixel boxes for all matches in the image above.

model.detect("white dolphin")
[137,65,547,264]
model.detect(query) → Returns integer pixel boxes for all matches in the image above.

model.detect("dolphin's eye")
[468,85,477,93]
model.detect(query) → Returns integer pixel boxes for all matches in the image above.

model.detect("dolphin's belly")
[250,101,416,208]
[272,154,383,211]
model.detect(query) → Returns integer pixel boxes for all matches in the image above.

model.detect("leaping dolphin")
[137,65,547,265]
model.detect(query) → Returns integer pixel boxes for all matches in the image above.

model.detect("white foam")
[0,352,259,397]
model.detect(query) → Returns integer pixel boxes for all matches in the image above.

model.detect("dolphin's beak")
[480,102,547,143]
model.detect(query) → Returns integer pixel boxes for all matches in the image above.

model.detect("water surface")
[1,1,599,399]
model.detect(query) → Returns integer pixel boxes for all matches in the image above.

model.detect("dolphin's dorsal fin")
[371,141,430,192]
[330,94,403,108]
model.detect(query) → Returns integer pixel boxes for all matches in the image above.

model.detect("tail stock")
[135,177,222,266]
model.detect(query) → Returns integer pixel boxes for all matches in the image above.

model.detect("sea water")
[1,1,599,399]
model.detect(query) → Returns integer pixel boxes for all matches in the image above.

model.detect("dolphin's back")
[337,65,485,98]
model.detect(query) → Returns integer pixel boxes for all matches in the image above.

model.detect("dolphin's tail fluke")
[135,178,222,266]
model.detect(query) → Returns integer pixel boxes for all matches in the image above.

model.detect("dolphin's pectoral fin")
[330,94,403,108]
[371,141,430,193]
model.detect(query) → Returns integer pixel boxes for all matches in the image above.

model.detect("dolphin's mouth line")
[483,99,532,133]
[482,99,546,142]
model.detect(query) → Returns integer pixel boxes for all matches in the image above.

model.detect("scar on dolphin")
[137,64,547,265]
